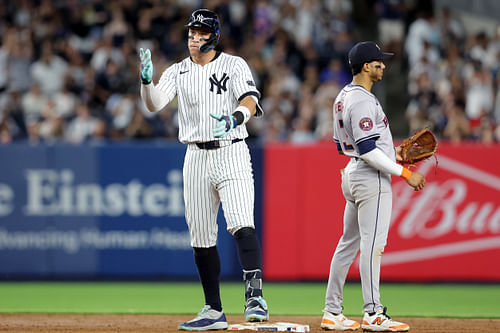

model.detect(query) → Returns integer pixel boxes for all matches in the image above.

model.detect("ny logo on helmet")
[196,14,205,22]
[209,73,229,94]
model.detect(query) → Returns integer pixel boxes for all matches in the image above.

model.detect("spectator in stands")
[38,100,65,143]
[443,100,470,143]
[319,58,351,86]
[0,87,28,143]
[464,61,494,133]
[105,92,135,139]
[125,107,153,139]
[30,40,68,97]
[21,83,48,126]
[52,82,78,121]
[406,72,439,134]
[64,103,98,144]
[3,26,34,94]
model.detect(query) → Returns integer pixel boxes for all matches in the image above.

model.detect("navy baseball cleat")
[244,296,269,322]
[178,305,228,331]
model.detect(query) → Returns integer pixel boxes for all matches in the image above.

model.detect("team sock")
[193,246,222,312]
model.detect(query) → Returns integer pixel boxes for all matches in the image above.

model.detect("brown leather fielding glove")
[399,129,438,165]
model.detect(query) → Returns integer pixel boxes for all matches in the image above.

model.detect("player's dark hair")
[351,63,363,76]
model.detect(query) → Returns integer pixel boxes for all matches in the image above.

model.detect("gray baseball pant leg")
[356,172,392,314]
[324,168,361,314]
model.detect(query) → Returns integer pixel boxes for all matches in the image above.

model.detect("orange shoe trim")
[321,318,360,328]
[321,319,335,326]
[389,324,409,329]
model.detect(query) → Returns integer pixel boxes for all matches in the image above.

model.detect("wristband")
[232,106,251,125]
[400,168,412,181]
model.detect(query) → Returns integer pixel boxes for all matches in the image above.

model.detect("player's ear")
[362,62,370,72]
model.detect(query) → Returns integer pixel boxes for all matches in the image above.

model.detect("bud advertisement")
[263,143,500,282]
[380,144,500,281]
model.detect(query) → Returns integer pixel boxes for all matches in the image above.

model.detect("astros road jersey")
[148,51,262,248]
[333,84,395,162]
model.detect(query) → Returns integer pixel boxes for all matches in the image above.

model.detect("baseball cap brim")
[380,52,394,59]
[365,52,393,64]
[361,52,393,65]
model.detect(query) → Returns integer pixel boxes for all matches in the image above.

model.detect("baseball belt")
[196,138,243,150]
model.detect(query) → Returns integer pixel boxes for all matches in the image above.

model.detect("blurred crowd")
[0,0,500,145]
[405,6,500,143]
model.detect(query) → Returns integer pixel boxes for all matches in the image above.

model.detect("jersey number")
[337,119,353,150]
[335,101,353,151]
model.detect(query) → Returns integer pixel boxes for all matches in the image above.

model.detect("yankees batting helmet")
[186,9,221,53]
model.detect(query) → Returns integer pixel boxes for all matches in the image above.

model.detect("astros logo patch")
[359,117,373,131]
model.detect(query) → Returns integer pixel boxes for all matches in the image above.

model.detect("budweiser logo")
[383,155,500,266]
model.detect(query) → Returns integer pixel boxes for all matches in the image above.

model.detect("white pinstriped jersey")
[333,84,395,161]
[156,52,262,144]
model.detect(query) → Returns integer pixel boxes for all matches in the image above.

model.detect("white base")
[228,322,310,332]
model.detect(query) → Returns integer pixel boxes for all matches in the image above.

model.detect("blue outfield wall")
[0,142,263,279]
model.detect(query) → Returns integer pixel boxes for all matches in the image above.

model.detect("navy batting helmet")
[186,9,220,53]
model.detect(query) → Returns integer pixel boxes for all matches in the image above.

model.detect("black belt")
[196,138,243,150]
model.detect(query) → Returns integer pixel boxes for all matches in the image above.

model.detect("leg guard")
[234,227,262,270]
[243,268,263,299]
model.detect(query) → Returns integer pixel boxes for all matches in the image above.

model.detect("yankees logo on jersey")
[155,51,262,144]
[209,73,229,94]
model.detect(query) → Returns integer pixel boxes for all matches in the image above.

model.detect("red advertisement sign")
[263,142,500,282]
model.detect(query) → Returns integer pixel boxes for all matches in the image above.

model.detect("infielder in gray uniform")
[321,42,425,332]
[139,9,268,331]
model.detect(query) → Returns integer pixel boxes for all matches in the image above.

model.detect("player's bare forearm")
[239,96,257,117]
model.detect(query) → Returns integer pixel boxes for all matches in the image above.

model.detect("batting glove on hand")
[210,113,237,138]
[139,48,153,85]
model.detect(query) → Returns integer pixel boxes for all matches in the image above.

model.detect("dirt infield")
[1,314,500,332]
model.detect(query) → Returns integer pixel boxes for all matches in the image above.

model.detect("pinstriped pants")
[324,158,392,314]
[183,140,255,248]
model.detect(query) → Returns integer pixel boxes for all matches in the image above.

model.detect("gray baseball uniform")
[326,84,395,314]
[149,51,262,247]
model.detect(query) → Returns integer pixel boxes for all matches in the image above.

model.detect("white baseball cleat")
[321,310,360,331]
[361,307,409,332]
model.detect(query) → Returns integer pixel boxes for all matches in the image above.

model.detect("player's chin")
[189,47,200,56]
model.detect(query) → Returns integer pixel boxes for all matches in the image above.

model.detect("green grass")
[0,282,499,318]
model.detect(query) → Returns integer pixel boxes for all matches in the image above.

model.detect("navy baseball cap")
[348,41,393,68]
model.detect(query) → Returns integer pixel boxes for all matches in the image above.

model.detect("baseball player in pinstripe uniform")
[320,42,426,332]
[139,8,268,331]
